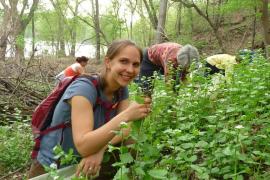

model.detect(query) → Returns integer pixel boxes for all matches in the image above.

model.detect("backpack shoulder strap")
[74,74,125,122]
[78,74,99,86]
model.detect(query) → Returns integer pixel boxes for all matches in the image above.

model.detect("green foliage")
[148,168,168,179]
[0,121,33,173]
[0,106,30,125]
[100,13,127,42]
[164,3,211,44]
[15,34,25,49]
[34,11,60,41]
[1,52,269,179]
[125,53,270,179]
[21,0,266,58]
[26,10,87,44]
[44,145,87,179]
[222,0,259,12]
[132,18,154,47]
[0,9,4,18]
[53,145,78,166]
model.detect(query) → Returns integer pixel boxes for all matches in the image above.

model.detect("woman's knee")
[27,159,46,179]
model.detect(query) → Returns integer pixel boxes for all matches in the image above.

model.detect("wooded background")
[1,0,270,62]
[1,1,270,179]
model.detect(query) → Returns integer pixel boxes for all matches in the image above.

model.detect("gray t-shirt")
[37,77,128,166]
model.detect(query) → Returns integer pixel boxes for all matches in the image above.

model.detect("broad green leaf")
[148,169,168,179]
[120,153,134,164]
[187,155,197,162]
[223,146,233,156]
[134,166,145,176]
[181,143,194,149]
[196,141,209,148]
[113,166,129,180]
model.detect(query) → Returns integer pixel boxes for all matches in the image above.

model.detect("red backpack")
[31,75,122,159]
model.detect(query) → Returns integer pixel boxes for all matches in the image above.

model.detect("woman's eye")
[120,59,128,64]
[133,63,140,68]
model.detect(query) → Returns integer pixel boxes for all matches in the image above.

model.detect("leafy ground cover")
[0,54,269,179]
[0,121,33,179]
[124,55,270,179]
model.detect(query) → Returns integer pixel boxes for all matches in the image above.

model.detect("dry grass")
[0,56,103,112]
[0,56,102,79]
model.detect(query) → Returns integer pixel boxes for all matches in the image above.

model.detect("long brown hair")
[99,39,142,89]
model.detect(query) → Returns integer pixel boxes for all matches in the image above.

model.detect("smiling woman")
[28,39,152,179]
[103,40,142,88]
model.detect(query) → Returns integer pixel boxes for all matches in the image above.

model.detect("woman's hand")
[123,97,152,122]
[144,96,152,105]
[75,147,106,177]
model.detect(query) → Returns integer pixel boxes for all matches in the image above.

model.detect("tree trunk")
[51,0,66,57]
[142,0,158,29]
[173,0,225,52]
[0,9,11,61]
[58,16,66,57]
[70,0,79,57]
[149,0,158,27]
[14,24,25,62]
[127,0,138,39]
[260,0,270,58]
[9,0,39,61]
[155,0,168,43]
[213,27,225,52]
[251,6,257,50]
[0,40,7,61]
[175,2,182,37]
[188,7,194,35]
[92,0,101,62]
[138,0,148,46]
[32,14,36,58]
[70,33,76,57]
[50,0,81,57]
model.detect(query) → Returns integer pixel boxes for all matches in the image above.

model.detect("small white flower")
[120,121,128,128]
[120,122,127,126]
[49,163,57,169]
[235,125,244,129]
[53,176,60,180]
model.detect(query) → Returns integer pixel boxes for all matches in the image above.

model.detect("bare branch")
[0,0,9,9]
[19,0,28,17]
[65,0,109,44]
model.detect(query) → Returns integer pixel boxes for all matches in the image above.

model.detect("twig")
[0,167,24,180]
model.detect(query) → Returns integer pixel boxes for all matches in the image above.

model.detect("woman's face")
[105,45,141,88]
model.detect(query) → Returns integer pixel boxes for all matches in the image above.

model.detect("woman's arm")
[71,96,150,157]
[110,97,152,145]
[110,99,131,145]
[76,65,85,74]
[73,63,85,74]
[76,145,107,176]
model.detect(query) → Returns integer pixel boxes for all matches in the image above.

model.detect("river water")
[6,38,97,58]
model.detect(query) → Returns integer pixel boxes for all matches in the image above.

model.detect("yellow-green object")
[135,95,144,104]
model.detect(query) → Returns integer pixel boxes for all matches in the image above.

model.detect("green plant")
[124,53,270,179]
[0,121,33,174]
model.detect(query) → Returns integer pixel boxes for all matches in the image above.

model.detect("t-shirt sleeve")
[62,77,97,106]
[71,63,82,72]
